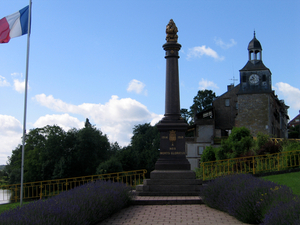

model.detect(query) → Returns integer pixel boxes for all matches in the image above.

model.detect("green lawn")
[261,171,300,195]
[0,201,32,215]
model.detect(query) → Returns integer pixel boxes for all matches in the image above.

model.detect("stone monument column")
[155,19,190,170]
[136,20,201,196]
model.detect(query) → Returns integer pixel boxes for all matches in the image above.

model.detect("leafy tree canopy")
[181,89,217,125]
[5,120,111,184]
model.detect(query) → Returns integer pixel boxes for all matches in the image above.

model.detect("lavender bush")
[200,173,300,224]
[262,198,300,225]
[0,180,132,225]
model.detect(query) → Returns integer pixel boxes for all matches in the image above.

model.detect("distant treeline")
[4,119,160,184]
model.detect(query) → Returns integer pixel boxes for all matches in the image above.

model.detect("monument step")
[150,170,197,179]
[135,191,201,196]
[143,179,202,186]
[136,184,201,192]
[131,195,204,205]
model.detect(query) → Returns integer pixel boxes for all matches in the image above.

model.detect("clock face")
[249,74,259,84]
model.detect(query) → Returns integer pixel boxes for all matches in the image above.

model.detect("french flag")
[0,6,29,43]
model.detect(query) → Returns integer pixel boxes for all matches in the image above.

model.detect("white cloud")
[13,79,29,93]
[11,72,22,78]
[34,114,84,131]
[187,46,224,61]
[214,37,237,49]
[33,94,163,146]
[0,115,23,165]
[198,78,219,90]
[0,76,10,87]
[274,82,300,110]
[127,79,147,95]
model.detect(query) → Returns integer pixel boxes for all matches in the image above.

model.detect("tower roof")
[248,31,262,50]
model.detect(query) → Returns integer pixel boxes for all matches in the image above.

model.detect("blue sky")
[0,0,299,165]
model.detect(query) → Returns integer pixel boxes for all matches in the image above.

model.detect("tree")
[6,122,111,184]
[5,125,66,183]
[180,108,191,124]
[289,125,300,139]
[116,146,139,171]
[190,89,217,115]
[181,89,217,125]
[129,123,160,175]
[73,121,110,176]
[96,156,123,174]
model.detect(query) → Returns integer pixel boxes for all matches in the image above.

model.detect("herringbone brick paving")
[99,197,250,225]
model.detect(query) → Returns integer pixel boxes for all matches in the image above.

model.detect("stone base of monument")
[135,170,202,196]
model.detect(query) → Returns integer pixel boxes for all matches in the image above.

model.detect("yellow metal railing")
[270,138,300,144]
[201,150,300,181]
[0,169,146,203]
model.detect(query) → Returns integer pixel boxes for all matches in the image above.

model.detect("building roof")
[248,32,262,50]
[288,113,300,127]
[240,60,270,72]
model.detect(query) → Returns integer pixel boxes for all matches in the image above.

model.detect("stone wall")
[213,85,239,131]
[235,93,270,136]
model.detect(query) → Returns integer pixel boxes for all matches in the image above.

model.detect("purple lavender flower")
[0,180,132,225]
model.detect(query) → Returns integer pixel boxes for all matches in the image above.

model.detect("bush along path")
[200,174,300,225]
[0,180,132,225]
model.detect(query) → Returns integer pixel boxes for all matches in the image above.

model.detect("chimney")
[227,84,234,91]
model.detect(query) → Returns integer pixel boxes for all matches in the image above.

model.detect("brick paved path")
[99,204,250,225]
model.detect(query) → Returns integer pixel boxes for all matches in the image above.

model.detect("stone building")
[186,33,289,170]
[288,113,300,128]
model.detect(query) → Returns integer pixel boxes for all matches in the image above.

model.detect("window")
[262,75,266,82]
[225,99,230,107]
[242,75,246,82]
[198,146,204,155]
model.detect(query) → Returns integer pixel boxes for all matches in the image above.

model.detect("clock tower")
[235,32,284,137]
[238,32,272,94]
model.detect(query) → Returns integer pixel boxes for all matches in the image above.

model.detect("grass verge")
[261,171,300,195]
[0,202,31,215]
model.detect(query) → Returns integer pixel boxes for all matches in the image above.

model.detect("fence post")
[227,160,229,175]
[202,164,205,181]
[253,156,255,175]
[277,153,280,171]
[15,186,18,202]
[39,182,43,200]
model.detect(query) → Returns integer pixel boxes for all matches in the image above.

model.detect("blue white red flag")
[0,6,29,43]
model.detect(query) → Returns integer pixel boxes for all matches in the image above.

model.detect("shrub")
[0,180,132,225]
[221,127,254,158]
[281,140,300,152]
[96,156,123,174]
[256,132,270,149]
[200,173,300,224]
[262,198,300,225]
[201,146,216,162]
[214,147,227,160]
[257,141,281,155]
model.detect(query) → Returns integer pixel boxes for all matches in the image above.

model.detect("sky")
[0,0,299,165]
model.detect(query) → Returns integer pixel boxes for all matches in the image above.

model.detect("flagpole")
[20,0,32,207]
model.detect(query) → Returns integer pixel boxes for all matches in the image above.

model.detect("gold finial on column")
[166,19,178,42]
